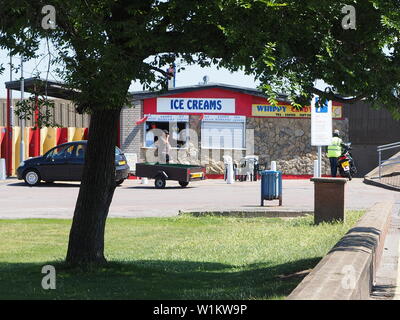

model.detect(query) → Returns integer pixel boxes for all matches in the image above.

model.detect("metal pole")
[318,146,322,178]
[20,56,25,162]
[378,150,381,180]
[313,160,319,178]
[173,62,176,88]
[10,53,13,119]
[34,94,40,156]
[7,53,13,176]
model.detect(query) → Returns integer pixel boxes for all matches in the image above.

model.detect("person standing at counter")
[157,129,171,163]
[145,123,157,147]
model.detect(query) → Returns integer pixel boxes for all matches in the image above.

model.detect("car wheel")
[179,181,189,188]
[154,176,166,189]
[24,170,41,186]
[116,179,125,186]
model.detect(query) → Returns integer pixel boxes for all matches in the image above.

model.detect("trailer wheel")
[155,176,166,189]
[179,181,189,188]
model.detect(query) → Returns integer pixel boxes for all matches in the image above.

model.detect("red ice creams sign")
[157,98,236,114]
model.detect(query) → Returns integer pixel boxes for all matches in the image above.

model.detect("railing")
[377,142,400,188]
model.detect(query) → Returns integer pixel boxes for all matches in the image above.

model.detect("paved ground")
[0,178,399,219]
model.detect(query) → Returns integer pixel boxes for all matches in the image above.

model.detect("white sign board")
[203,115,245,122]
[311,97,332,146]
[146,114,189,122]
[157,98,235,114]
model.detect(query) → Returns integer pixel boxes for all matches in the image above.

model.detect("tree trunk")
[66,107,121,266]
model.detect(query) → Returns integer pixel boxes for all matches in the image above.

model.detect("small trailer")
[135,162,206,189]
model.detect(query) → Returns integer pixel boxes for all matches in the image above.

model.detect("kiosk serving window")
[144,115,189,148]
[201,115,246,149]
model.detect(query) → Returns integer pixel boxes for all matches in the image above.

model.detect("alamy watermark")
[341,5,356,30]
[143,124,255,165]
[41,5,56,30]
[341,264,356,290]
[40,5,355,31]
[41,265,56,290]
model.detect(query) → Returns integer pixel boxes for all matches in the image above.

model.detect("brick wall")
[120,100,143,161]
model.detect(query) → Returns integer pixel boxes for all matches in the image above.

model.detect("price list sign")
[311,97,332,146]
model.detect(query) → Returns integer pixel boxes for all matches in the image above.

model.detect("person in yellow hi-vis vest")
[327,129,343,177]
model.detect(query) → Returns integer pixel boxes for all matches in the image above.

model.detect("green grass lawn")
[0,212,363,300]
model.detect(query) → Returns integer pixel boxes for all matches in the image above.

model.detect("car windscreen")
[115,147,123,155]
[46,145,73,159]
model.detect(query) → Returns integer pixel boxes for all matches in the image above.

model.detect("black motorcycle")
[337,142,357,180]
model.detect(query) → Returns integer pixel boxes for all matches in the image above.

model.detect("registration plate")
[118,160,126,165]
[341,161,349,170]
[190,172,203,179]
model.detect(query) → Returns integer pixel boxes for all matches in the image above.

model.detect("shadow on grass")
[0,257,321,300]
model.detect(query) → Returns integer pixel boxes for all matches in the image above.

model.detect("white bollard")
[226,162,234,184]
[271,161,277,171]
[223,155,234,184]
[313,160,319,178]
[0,158,6,180]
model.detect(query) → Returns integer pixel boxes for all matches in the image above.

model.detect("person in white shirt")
[145,123,157,147]
[157,130,171,163]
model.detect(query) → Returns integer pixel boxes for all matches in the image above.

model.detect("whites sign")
[203,115,245,122]
[146,114,189,122]
[157,98,235,114]
[311,97,333,146]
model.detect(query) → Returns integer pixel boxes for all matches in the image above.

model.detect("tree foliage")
[216,0,400,116]
[14,95,58,128]
[1,0,235,113]
[1,1,400,113]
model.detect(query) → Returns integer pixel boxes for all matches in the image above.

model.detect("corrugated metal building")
[0,98,90,128]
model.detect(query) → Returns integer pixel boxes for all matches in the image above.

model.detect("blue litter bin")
[260,170,282,206]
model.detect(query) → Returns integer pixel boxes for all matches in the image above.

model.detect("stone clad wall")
[177,116,349,175]
[247,117,349,175]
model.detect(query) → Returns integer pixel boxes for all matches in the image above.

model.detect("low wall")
[287,202,393,300]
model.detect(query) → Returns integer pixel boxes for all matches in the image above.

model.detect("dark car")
[17,141,130,186]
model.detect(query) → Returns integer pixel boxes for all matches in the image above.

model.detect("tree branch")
[311,87,368,104]
[145,64,172,78]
